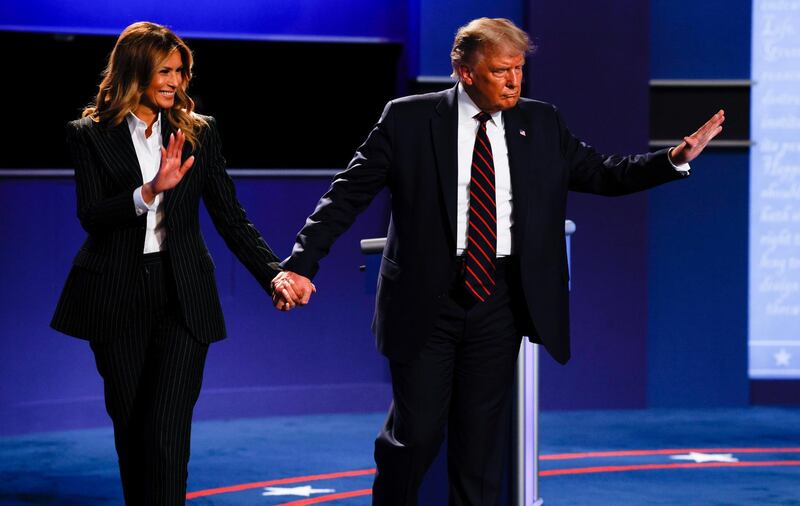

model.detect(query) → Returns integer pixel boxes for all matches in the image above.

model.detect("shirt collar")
[457,82,502,126]
[126,111,161,137]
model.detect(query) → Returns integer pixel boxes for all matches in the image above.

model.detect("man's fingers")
[687,123,723,151]
[702,111,725,134]
[289,282,310,305]
[288,281,314,305]
[698,125,723,146]
[705,109,724,125]
[671,110,724,165]
[693,110,725,137]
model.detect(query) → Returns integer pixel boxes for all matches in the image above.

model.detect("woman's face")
[139,50,184,115]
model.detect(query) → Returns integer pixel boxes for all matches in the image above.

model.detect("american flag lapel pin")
[519,129,526,137]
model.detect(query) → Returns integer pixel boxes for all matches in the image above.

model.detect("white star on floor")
[262,486,336,497]
[670,452,738,463]
[775,348,792,367]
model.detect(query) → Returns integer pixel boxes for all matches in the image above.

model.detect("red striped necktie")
[464,111,497,302]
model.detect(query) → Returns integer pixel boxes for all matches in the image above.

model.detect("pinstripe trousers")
[91,252,208,505]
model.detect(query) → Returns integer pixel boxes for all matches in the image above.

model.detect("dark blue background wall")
[650,0,751,80]
[416,0,523,76]
[647,0,751,407]
[528,0,652,409]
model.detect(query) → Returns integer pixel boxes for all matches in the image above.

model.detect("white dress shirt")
[456,83,514,257]
[128,112,166,253]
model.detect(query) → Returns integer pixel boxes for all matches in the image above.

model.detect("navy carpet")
[1,408,799,505]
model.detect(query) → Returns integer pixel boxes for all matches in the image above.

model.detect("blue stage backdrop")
[0,0,408,40]
[647,0,751,407]
[0,0,771,436]
[416,0,523,77]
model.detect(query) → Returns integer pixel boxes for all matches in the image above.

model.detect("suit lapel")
[431,86,459,243]
[502,106,535,236]
[90,119,143,190]
[161,114,195,217]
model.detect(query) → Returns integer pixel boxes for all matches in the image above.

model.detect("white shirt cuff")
[133,186,156,216]
[668,148,691,174]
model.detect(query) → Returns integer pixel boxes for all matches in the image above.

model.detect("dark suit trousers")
[373,257,526,506]
[90,252,208,506]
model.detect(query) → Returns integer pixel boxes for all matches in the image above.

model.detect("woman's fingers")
[180,155,195,175]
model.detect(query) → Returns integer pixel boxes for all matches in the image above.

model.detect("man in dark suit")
[272,17,724,506]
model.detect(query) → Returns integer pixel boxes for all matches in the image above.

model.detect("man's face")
[458,47,524,113]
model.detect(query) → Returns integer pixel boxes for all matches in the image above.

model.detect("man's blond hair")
[450,18,533,77]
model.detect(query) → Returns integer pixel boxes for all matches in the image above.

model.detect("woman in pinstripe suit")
[51,22,302,505]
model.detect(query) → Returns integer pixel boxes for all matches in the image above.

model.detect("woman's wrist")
[141,181,156,204]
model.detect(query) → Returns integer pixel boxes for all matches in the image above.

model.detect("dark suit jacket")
[283,86,685,364]
[52,114,280,344]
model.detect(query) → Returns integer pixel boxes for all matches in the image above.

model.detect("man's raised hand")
[669,109,725,166]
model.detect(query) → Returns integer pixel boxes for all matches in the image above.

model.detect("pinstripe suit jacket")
[51,114,280,344]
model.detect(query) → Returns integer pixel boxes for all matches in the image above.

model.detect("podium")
[360,220,575,506]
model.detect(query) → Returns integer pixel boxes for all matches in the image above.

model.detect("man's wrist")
[667,148,691,174]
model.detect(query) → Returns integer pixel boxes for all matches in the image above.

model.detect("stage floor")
[2,407,799,505]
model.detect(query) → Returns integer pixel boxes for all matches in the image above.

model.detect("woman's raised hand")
[142,129,195,203]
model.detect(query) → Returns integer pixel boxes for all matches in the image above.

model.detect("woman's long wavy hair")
[83,21,206,148]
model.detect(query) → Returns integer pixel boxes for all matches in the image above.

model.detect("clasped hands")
[271,271,316,311]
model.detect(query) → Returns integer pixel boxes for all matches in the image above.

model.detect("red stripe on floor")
[542,447,800,460]
[541,460,800,476]
[187,448,800,499]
